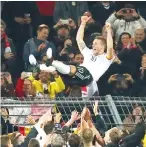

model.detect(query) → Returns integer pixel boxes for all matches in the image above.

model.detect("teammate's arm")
[106,22,114,60]
[76,16,90,52]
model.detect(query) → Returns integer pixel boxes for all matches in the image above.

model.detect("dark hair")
[56,24,70,31]
[37,24,49,32]
[124,4,135,9]
[28,138,40,147]
[116,32,131,52]
[1,107,9,115]
[44,121,55,134]
[69,134,81,147]
[94,36,107,51]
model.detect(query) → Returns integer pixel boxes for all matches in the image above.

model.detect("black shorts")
[63,66,93,87]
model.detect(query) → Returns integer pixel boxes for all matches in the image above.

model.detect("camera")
[65,44,74,54]
[122,8,132,14]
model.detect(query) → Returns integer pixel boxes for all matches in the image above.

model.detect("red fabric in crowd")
[36,1,55,16]
[1,32,10,48]
[15,78,24,98]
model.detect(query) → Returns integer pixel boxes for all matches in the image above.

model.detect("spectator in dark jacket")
[1,107,18,135]
[120,122,145,147]
[23,24,56,71]
[91,2,116,26]
[54,1,88,24]
[131,54,146,96]
[117,32,142,78]
[1,19,17,81]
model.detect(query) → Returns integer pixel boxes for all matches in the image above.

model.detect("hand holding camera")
[2,72,12,84]
[116,8,139,18]
[37,43,46,52]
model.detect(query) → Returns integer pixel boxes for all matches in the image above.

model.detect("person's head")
[0,19,6,36]
[39,71,50,83]
[101,1,110,6]
[44,121,55,135]
[23,79,32,92]
[109,127,122,144]
[69,134,81,147]
[82,128,94,144]
[1,135,13,147]
[119,32,131,46]
[11,132,25,146]
[1,73,5,86]
[28,138,40,147]
[57,24,70,38]
[132,105,144,116]
[73,53,84,64]
[37,24,49,41]
[135,28,146,43]
[122,4,136,21]
[51,134,64,147]
[92,36,107,56]
[0,107,9,118]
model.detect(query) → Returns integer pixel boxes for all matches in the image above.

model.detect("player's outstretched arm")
[76,16,90,52]
[106,22,114,60]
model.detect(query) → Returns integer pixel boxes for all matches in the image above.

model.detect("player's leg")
[52,61,76,76]
[46,48,77,75]
[81,81,98,97]
[29,51,77,76]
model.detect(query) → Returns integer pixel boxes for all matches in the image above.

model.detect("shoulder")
[81,46,92,55]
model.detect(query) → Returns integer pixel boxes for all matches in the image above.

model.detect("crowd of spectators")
[1,1,146,147]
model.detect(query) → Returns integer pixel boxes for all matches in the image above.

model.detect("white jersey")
[80,47,114,82]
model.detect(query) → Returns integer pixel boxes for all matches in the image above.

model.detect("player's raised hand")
[105,22,112,32]
[81,16,91,24]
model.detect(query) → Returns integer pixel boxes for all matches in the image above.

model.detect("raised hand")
[131,9,139,18]
[38,109,53,127]
[71,110,81,121]
[37,43,46,52]
[4,53,14,60]
[81,16,91,24]
[68,18,76,29]
[116,9,125,17]
[4,72,12,84]
[26,115,36,125]
[54,112,62,123]
[93,101,99,116]
[105,22,112,32]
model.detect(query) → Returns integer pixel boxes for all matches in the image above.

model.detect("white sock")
[52,61,70,74]
[29,54,37,65]
[46,48,52,59]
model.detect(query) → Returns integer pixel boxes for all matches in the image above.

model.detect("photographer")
[59,38,77,62]
[131,54,146,96]
[1,72,16,97]
[106,4,146,42]
[108,73,134,96]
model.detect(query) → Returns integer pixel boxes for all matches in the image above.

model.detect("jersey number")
[91,56,97,62]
